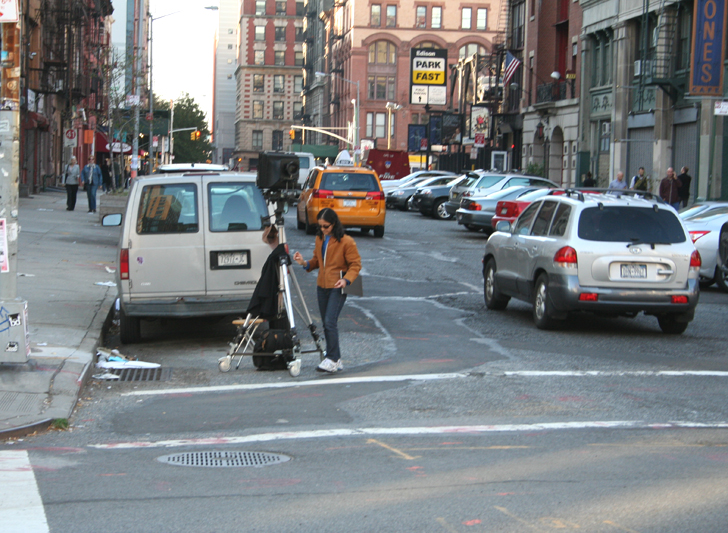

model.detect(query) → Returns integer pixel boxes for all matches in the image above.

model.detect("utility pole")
[0,8,30,363]
[131,0,144,179]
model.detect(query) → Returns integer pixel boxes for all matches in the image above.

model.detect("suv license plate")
[343,199,357,207]
[621,264,647,279]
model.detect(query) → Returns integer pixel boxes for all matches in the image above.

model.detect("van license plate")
[621,264,647,278]
[343,199,357,207]
[211,250,251,270]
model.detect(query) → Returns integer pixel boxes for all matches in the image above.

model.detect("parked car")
[411,175,469,219]
[381,170,456,190]
[683,211,728,291]
[102,171,271,344]
[490,187,559,229]
[445,171,557,217]
[455,186,553,232]
[483,190,700,333]
[678,201,728,220]
[386,175,459,212]
[297,162,386,237]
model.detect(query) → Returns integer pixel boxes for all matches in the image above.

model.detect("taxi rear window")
[320,172,379,192]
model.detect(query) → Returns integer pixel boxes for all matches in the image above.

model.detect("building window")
[227,59,233,64]
[273,101,284,120]
[275,1,287,15]
[416,6,426,28]
[252,130,263,151]
[462,7,472,29]
[275,27,286,41]
[366,112,373,137]
[255,0,266,15]
[459,44,486,58]
[272,130,283,151]
[368,41,397,64]
[512,0,525,49]
[228,29,234,34]
[293,102,302,119]
[253,101,264,119]
[375,112,386,138]
[677,8,691,71]
[254,50,265,65]
[432,6,442,29]
[371,4,381,26]
[477,8,487,30]
[275,51,285,65]
[591,31,613,87]
[599,121,610,152]
[273,75,284,93]
[294,75,303,93]
[386,6,397,27]
[296,1,305,16]
[227,74,233,79]
[295,26,304,42]
[415,42,441,49]
[228,44,233,49]
[368,75,395,100]
[253,74,264,92]
[294,51,304,66]
[255,26,265,41]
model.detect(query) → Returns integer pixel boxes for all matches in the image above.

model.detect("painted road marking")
[0,451,50,533]
[367,438,420,460]
[121,372,469,397]
[503,371,728,377]
[89,421,728,450]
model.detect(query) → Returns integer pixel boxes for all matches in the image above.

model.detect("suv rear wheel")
[484,259,510,310]
[533,273,562,330]
[657,314,689,334]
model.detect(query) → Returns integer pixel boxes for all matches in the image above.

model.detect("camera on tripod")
[256,151,300,191]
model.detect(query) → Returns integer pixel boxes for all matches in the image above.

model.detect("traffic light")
[289,129,295,140]
[195,130,201,140]
[190,131,195,141]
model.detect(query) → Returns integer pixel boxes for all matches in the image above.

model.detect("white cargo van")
[103,171,274,343]
[294,152,315,188]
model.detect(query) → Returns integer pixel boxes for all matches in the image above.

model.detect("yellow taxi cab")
[296,151,386,237]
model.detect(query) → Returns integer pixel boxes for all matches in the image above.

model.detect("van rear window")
[320,172,379,192]
[578,206,687,243]
[209,183,269,232]
[136,184,198,234]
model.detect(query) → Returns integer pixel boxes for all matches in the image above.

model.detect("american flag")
[503,51,522,86]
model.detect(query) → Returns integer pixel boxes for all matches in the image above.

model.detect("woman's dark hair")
[316,208,345,240]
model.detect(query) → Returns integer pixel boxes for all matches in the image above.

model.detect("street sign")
[0,0,19,23]
[64,128,77,148]
[153,135,158,148]
[715,101,728,115]
[126,94,140,107]
[474,133,486,148]
[410,48,448,106]
[146,113,153,121]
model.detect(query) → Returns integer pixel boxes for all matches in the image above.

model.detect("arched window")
[459,44,486,58]
[368,41,397,64]
[414,42,442,49]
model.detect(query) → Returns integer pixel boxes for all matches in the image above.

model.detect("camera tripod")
[217,190,326,377]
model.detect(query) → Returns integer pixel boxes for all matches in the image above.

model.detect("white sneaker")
[335,360,343,371]
[316,358,339,373]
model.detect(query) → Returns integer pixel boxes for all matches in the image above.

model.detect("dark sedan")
[386,175,459,211]
[455,186,550,232]
[411,175,467,219]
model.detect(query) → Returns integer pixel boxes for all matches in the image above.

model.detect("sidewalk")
[0,190,119,438]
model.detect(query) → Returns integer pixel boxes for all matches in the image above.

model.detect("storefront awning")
[95,131,133,154]
[290,144,340,160]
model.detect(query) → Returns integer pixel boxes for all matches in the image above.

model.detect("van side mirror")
[495,220,512,233]
[102,213,122,226]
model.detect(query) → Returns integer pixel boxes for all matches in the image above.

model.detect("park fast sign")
[410,49,448,106]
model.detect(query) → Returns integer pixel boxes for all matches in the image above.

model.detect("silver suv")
[483,190,701,333]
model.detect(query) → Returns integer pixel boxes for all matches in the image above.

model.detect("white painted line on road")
[88,421,728,450]
[121,372,470,397]
[0,451,50,533]
[503,370,728,377]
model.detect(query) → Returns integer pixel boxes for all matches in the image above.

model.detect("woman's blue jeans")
[316,287,347,362]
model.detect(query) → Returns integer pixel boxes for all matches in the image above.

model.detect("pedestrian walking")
[609,171,627,190]
[62,156,81,211]
[292,208,361,374]
[677,166,692,207]
[629,167,650,191]
[101,158,113,193]
[582,171,596,187]
[659,167,681,210]
[82,160,102,214]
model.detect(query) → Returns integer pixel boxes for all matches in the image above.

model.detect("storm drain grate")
[108,367,172,382]
[157,451,291,468]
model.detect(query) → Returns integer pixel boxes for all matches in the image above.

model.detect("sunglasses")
[318,223,332,229]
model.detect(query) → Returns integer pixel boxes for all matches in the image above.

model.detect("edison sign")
[410,48,448,106]
[690,0,728,96]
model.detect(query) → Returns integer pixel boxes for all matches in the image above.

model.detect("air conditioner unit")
[601,122,611,135]
[54,80,64,92]
[634,60,641,76]
[634,60,652,77]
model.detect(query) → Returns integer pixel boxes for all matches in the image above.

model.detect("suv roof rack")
[548,188,665,204]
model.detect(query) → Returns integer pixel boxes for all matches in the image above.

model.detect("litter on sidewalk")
[95,347,160,369]
[92,372,120,381]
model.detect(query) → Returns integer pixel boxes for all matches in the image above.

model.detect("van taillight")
[690,250,701,269]
[554,246,578,267]
[120,248,129,280]
[365,191,384,201]
[313,189,334,199]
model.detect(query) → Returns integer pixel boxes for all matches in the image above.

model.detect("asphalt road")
[3,208,728,533]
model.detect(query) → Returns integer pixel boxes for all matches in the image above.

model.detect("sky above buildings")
[111,0,220,122]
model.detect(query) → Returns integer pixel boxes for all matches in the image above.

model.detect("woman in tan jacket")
[293,208,361,373]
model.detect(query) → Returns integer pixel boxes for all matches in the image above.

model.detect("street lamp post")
[315,71,360,163]
[385,102,402,149]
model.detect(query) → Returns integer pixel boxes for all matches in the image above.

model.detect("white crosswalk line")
[0,451,50,533]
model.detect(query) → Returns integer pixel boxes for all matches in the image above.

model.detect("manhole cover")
[157,451,291,468]
[107,367,172,382]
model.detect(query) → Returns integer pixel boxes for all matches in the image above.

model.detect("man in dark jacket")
[659,167,681,211]
[677,166,692,208]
